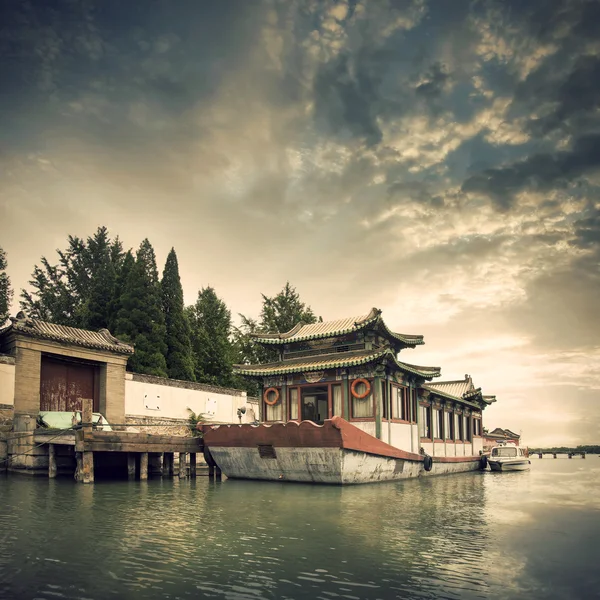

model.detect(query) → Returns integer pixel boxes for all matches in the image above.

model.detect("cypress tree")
[0,246,12,326]
[83,228,120,330]
[161,248,195,381]
[114,239,168,377]
[187,286,234,386]
[109,250,134,332]
[20,226,124,328]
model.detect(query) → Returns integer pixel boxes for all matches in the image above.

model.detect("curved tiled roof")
[252,307,424,348]
[424,376,496,407]
[234,348,440,380]
[1,314,134,355]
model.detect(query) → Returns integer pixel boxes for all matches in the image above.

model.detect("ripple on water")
[0,464,599,600]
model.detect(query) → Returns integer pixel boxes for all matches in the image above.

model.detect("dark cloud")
[2,0,600,443]
[462,134,600,210]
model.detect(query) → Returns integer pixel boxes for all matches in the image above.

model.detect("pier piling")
[140,452,148,480]
[189,453,196,478]
[48,444,57,479]
[127,453,136,480]
[179,452,187,479]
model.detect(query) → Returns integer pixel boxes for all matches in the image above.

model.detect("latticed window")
[420,405,431,438]
[264,388,283,421]
[351,379,373,418]
[392,386,408,420]
[332,385,342,417]
[289,388,299,420]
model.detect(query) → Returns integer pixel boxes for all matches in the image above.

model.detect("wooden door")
[40,357,98,412]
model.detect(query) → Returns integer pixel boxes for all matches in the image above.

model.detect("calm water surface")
[1,457,599,600]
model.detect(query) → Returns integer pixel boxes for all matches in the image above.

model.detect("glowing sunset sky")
[1,0,599,446]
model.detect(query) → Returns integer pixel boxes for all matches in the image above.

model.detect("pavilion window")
[392,386,408,420]
[265,388,283,421]
[420,405,431,439]
[432,408,443,439]
[289,388,299,420]
[351,380,374,418]
[456,413,464,441]
[382,383,389,420]
[411,389,417,423]
[332,384,342,417]
[446,411,454,440]
[465,416,472,442]
[473,418,481,436]
[437,409,444,439]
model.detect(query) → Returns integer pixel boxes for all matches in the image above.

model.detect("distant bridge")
[535,452,586,459]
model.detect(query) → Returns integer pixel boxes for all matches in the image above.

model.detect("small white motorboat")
[488,442,531,472]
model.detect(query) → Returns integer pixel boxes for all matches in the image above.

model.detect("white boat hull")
[488,459,530,472]
[201,418,484,485]
[209,446,481,484]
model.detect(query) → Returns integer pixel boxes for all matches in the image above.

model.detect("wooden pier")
[32,400,208,483]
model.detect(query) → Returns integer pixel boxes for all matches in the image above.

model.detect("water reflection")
[0,461,598,600]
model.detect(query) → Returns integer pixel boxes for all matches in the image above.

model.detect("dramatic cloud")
[1,0,599,445]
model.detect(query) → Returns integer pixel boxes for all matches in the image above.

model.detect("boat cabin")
[234,308,495,457]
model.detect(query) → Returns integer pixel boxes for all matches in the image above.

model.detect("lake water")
[1,456,599,600]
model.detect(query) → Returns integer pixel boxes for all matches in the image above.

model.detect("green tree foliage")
[259,281,319,334]
[234,282,319,366]
[161,248,195,381]
[20,226,124,329]
[0,247,13,326]
[232,282,320,396]
[187,287,234,386]
[109,250,134,332]
[114,239,168,377]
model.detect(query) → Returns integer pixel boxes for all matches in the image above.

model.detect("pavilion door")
[40,356,99,412]
[301,386,329,424]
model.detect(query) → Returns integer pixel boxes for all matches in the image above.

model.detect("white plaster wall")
[434,442,445,457]
[381,424,390,445]
[411,424,419,453]
[473,438,483,455]
[389,422,412,451]
[446,443,456,457]
[124,376,249,424]
[421,442,433,456]
[352,421,377,438]
[464,442,473,456]
[0,362,15,406]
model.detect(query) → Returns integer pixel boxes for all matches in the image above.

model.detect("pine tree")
[259,281,318,333]
[83,228,121,330]
[161,248,195,381]
[114,239,168,377]
[0,247,12,326]
[187,287,234,386]
[20,226,124,328]
[109,250,134,332]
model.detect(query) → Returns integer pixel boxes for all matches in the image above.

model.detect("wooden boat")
[488,442,531,472]
[203,308,496,485]
[200,417,486,484]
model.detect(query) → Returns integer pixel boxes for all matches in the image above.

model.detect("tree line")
[0,227,320,394]
[528,445,600,454]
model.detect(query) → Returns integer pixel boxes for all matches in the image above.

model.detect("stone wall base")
[125,414,194,437]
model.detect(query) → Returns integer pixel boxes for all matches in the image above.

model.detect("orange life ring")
[351,378,371,399]
[263,387,280,406]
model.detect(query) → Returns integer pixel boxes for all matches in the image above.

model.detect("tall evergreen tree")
[232,282,320,395]
[161,248,195,381]
[0,246,12,326]
[114,239,168,377]
[187,286,234,386]
[20,226,124,328]
[259,281,318,333]
[109,250,134,332]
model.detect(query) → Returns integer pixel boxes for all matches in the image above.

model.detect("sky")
[1,0,599,446]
